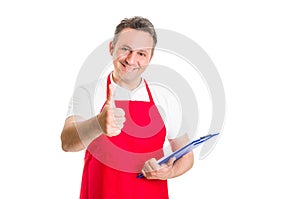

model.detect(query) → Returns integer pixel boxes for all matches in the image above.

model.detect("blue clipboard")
[137,133,219,178]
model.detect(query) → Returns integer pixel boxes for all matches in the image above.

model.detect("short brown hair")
[113,16,157,49]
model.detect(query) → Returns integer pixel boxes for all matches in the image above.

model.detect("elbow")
[61,134,71,152]
[190,158,194,170]
[61,141,70,152]
[60,132,84,152]
[60,131,74,152]
[61,139,78,152]
[187,151,194,169]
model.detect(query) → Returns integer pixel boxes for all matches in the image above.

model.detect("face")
[110,28,154,86]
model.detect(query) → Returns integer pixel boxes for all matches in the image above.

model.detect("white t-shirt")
[67,74,182,139]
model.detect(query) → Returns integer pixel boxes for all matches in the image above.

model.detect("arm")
[142,133,194,180]
[60,85,125,152]
[168,134,194,178]
[60,115,102,152]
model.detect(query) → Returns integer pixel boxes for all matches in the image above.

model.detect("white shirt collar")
[109,73,150,101]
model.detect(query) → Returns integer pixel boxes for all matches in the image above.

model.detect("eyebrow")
[121,45,132,49]
[120,45,151,52]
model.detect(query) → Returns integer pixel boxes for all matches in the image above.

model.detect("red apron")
[80,74,169,199]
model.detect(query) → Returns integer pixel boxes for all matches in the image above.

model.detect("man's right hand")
[97,84,126,137]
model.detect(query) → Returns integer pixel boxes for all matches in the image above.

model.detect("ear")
[109,41,114,56]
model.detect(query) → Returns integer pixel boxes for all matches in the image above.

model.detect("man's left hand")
[141,157,176,180]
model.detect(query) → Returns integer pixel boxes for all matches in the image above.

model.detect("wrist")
[94,114,103,133]
[168,166,175,179]
[81,116,103,144]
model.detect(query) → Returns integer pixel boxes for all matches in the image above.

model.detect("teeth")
[121,63,138,71]
[127,67,137,71]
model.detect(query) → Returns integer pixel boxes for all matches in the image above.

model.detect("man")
[61,16,194,199]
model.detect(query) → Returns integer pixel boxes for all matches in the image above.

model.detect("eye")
[121,47,130,51]
[138,52,146,57]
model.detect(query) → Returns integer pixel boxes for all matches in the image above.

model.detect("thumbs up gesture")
[97,84,126,137]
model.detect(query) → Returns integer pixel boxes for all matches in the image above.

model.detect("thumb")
[107,84,116,107]
[167,157,176,166]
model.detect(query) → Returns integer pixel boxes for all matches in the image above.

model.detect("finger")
[104,113,120,128]
[109,120,122,129]
[107,130,121,137]
[106,109,118,123]
[105,126,121,136]
[160,157,176,170]
[141,169,147,177]
[147,158,160,171]
[107,109,125,128]
[143,159,157,173]
[113,108,125,117]
[167,157,176,166]
[107,84,116,108]
[114,116,125,124]
[114,117,126,129]
[143,161,154,173]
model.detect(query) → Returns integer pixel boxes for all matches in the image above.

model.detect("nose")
[125,51,138,66]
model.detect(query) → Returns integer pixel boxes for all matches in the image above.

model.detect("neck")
[112,72,142,90]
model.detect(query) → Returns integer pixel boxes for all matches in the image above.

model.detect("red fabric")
[80,75,168,199]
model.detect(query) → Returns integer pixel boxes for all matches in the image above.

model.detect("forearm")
[142,134,194,180]
[61,116,102,152]
[167,134,194,178]
[169,151,194,178]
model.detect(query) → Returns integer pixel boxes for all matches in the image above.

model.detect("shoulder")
[147,81,181,107]
[67,77,108,118]
[72,76,107,100]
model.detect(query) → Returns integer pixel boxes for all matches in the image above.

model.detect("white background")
[1,0,299,198]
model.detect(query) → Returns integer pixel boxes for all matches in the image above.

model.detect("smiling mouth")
[120,62,139,72]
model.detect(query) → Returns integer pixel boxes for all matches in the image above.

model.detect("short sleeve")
[66,85,94,119]
[149,84,183,139]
